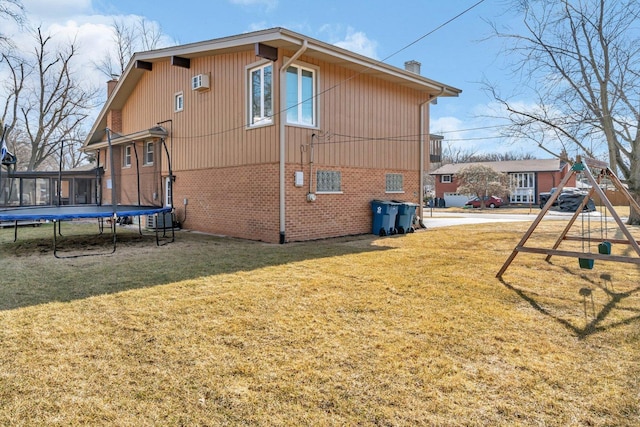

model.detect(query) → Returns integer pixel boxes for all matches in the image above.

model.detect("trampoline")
[0,126,176,258]
[0,204,170,222]
[0,204,174,258]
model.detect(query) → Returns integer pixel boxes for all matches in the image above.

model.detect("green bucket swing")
[597,179,612,255]
[578,185,594,270]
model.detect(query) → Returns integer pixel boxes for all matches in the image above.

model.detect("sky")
[7,0,546,157]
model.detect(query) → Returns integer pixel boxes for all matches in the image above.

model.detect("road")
[419,209,602,229]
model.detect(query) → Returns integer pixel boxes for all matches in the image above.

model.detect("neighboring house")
[0,167,99,208]
[430,159,575,207]
[83,27,461,243]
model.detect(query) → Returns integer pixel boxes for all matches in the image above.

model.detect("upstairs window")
[174,91,184,112]
[286,64,317,127]
[144,141,154,165]
[441,175,452,183]
[248,63,273,126]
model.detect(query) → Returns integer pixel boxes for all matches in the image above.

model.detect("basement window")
[316,170,342,193]
[385,173,403,193]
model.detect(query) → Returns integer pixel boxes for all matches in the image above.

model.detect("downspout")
[419,86,445,224]
[279,39,308,244]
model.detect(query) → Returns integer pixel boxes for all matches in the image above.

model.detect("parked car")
[539,187,595,212]
[538,187,559,208]
[465,196,503,208]
[557,190,596,212]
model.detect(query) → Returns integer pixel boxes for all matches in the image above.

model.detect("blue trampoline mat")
[0,205,171,221]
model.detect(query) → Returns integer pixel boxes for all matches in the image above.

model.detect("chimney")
[404,60,421,75]
[107,78,118,98]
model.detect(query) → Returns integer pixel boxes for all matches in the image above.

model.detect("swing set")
[497,155,640,278]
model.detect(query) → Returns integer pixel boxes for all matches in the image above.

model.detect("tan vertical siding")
[285,55,423,172]
[121,51,279,175]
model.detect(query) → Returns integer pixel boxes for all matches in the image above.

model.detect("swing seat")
[579,258,594,269]
[598,241,612,255]
[1,150,16,166]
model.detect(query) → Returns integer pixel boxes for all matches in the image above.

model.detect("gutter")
[279,39,308,244]
[419,86,445,223]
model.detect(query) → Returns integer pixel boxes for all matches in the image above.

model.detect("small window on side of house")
[385,173,403,193]
[144,141,154,166]
[174,91,184,112]
[441,175,452,183]
[123,145,132,168]
[316,170,341,193]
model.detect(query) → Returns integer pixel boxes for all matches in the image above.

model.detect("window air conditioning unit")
[146,212,174,230]
[191,74,210,91]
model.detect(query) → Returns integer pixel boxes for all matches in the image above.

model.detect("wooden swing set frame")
[497,155,640,278]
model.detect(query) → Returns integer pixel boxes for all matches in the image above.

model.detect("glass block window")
[316,170,341,193]
[386,173,403,192]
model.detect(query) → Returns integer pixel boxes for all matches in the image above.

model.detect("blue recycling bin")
[371,200,400,236]
[393,201,419,234]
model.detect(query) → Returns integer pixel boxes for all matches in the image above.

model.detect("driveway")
[420,209,602,229]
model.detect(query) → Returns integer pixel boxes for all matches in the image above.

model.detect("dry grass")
[0,220,639,426]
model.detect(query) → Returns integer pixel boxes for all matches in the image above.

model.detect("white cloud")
[23,0,93,20]
[318,25,378,59]
[247,21,269,32]
[332,27,378,59]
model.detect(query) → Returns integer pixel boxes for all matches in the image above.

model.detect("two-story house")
[83,27,461,243]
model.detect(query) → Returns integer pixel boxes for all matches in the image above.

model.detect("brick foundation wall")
[169,164,421,243]
[284,165,420,242]
[172,164,280,242]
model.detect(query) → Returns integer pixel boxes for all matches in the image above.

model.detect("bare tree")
[94,17,167,79]
[442,144,479,165]
[441,142,535,164]
[0,0,23,47]
[486,0,640,223]
[0,27,99,171]
[456,164,509,209]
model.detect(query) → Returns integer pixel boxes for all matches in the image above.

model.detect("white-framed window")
[385,173,404,193]
[285,63,317,127]
[144,141,154,166]
[123,145,132,168]
[509,172,535,203]
[441,175,452,183]
[174,91,184,112]
[248,62,273,127]
[316,170,341,193]
[165,176,172,207]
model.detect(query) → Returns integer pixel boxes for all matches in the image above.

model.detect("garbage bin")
[370,200,400,236]
[393,201,419,234]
